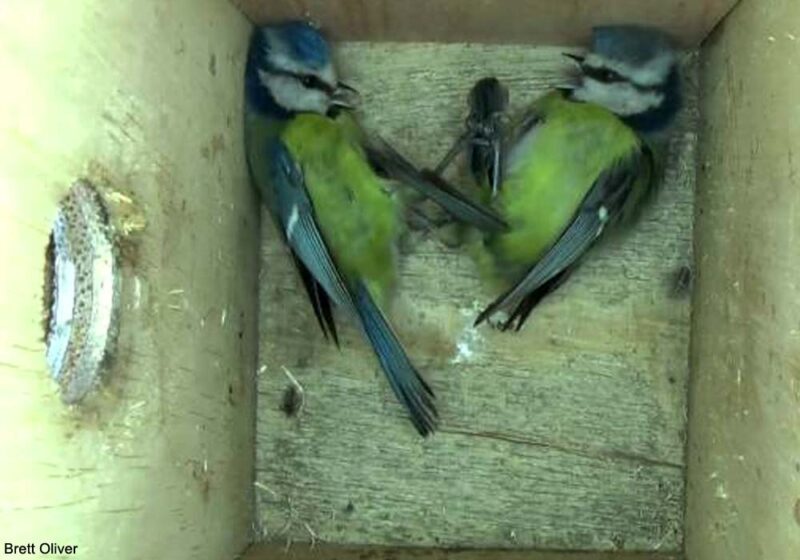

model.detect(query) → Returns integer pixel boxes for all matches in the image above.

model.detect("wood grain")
[233,0,738,47]
[243,544,682,560]
[687,0,800,558]
[0,2,257,559]
[256,43,697,552]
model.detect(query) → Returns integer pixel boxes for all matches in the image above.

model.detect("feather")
[270,141,352,311]
[292,253,339,346]
[364,135,508,233]
[353,283,438,436]
[271,138,438,435]
[476,149,645,327]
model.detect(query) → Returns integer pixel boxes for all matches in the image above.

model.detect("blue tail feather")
[353,284,437,436]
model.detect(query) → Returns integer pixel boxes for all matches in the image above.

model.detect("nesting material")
[257,43,697,552]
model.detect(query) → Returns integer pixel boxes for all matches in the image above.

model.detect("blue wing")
[269,140,438,436]
[476,147,651,330]
[270,141,353,311]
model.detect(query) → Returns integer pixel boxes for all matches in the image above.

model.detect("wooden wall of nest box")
[1,0,798,559]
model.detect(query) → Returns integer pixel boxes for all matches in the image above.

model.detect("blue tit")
[244,22,505,435]
[441,26,682,331]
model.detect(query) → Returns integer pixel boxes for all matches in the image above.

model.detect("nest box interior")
[1,1,798,559]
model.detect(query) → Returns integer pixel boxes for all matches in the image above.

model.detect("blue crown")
[274,21,331,69]
[592,25,675,67]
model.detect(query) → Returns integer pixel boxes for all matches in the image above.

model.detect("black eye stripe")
[269,68,334,94]
[582,65,624,84]
[300,74,334,93]
[582,65,662,93]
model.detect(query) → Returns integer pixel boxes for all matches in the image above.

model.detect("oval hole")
[44,180,120,403]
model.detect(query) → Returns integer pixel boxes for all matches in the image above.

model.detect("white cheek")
[573,79,619,111]
[574,79,662,116]
[616,85,663,115]
[261,72,329,114]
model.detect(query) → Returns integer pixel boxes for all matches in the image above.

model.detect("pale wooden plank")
[233,0,738,47]
[256,43,696,551]
[0,2,257,559]
[243,544,682,560]
[687,0,800,558]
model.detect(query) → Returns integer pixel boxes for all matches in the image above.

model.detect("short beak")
[562,52,585,65]
[330,81,361,110]
[560,52,585,91]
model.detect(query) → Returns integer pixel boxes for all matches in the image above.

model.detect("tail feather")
[475,268,573,331]
[504,268,572,331]
[292,253,340,346]
[353,283,438,436]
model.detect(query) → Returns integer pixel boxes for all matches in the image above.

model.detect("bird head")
[246,21,359,116]
[567,25,681,132]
